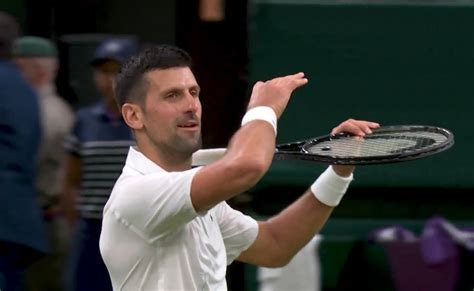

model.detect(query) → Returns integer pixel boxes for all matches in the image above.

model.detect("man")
[0,12,47,291]
[99,45,379,290]
[62,37,137,291]
[12,36,74,291]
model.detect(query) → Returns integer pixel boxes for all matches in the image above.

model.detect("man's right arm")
[190,73,308,213]
[61,154,81,230]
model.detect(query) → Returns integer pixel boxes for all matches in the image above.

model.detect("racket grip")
[192,148,227,166]
[310,166,353,207]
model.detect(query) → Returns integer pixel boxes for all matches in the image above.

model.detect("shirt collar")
[126,146,167,175]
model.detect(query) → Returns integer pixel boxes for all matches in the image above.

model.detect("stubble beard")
[173,131,203,156]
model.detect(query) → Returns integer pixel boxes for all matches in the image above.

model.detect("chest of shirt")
[194,212,223,252]
[152,210,227,283]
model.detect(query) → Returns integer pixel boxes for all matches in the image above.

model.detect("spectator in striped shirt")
[61,37,137,291]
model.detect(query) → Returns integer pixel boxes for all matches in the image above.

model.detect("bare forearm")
[262,166,354,264]
[239,166,354,267]
[62,155,81,229]
[61,187,78,229]
[225,121,275,171]
[191,121,275,212]
[261,191,334,265]
[191,73,307,212]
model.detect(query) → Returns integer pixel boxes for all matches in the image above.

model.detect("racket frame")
[274,125,454,165]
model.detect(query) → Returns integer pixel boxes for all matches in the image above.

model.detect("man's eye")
[167,92,178,99]
[190,90,199,97]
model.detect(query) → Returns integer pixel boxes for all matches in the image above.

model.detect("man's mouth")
[178,121,199,129]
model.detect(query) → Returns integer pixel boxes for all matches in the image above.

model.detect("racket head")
[275,125,454,165]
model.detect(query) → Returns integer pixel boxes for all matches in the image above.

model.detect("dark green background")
[249,1,474,189]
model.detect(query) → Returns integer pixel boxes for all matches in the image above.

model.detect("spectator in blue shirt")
[0,11,47,291]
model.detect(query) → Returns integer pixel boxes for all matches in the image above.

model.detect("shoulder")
[0,62,37,103]
[106,170,167,212]
[112,167,198,203]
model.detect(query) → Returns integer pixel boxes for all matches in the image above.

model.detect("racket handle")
[192,148,227,166]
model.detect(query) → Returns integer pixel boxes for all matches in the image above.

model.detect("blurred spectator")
[13,36,74,291]
[61,37,137,291]
[0,11,47,291]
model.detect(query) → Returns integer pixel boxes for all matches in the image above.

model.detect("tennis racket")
[275,125,454,165]
[192,125,454,166]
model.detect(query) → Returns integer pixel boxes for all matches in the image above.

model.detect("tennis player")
[99,45,379,290]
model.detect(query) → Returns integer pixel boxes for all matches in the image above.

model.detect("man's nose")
[184,92,199,112]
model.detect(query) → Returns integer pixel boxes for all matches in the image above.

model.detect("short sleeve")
[111,167,201,243]
[214,202,259,264]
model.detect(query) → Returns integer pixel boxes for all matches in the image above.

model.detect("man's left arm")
[237,119,379,267]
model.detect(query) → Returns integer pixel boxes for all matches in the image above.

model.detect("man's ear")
[122,103,144,130]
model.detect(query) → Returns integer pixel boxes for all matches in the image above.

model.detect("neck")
[137,139,193,172]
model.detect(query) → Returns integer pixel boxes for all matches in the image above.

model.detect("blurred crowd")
[0,10,139,291]
[0,0,250,289]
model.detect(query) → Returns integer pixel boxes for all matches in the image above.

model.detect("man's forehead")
[144,67,198,89]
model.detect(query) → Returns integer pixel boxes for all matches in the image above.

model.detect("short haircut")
[0,11,19,59]
[115,44,193,108]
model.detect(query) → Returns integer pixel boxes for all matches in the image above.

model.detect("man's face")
[141,67,202,156]
[14,57,40,88]
[93,60,120,98]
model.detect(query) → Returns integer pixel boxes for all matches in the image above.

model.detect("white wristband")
[241,106,277,135]
[311,166,353,207]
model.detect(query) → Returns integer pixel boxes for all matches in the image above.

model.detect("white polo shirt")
[100,147,259,291]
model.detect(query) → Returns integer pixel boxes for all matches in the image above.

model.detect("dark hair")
[0,11,19,59]
[115,44,193,108]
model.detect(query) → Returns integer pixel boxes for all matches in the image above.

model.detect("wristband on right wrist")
[241,106,277,135]
[310,166,353,207]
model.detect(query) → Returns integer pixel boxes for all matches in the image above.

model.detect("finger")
[332,120,366,136]
[272,76,308,92]
[287,72,308,90]
[270,72,306,84]
[353,120,380,129]
[332,119,381,136]
[290,72,305,78]
[250,81,264,96]
[291,77,309,90]
[369,121,380,128]
[252,81,264,90]
[357,122,373,135]
[355,120,381,134]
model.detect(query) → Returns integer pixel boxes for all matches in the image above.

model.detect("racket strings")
[306,130,448,158]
